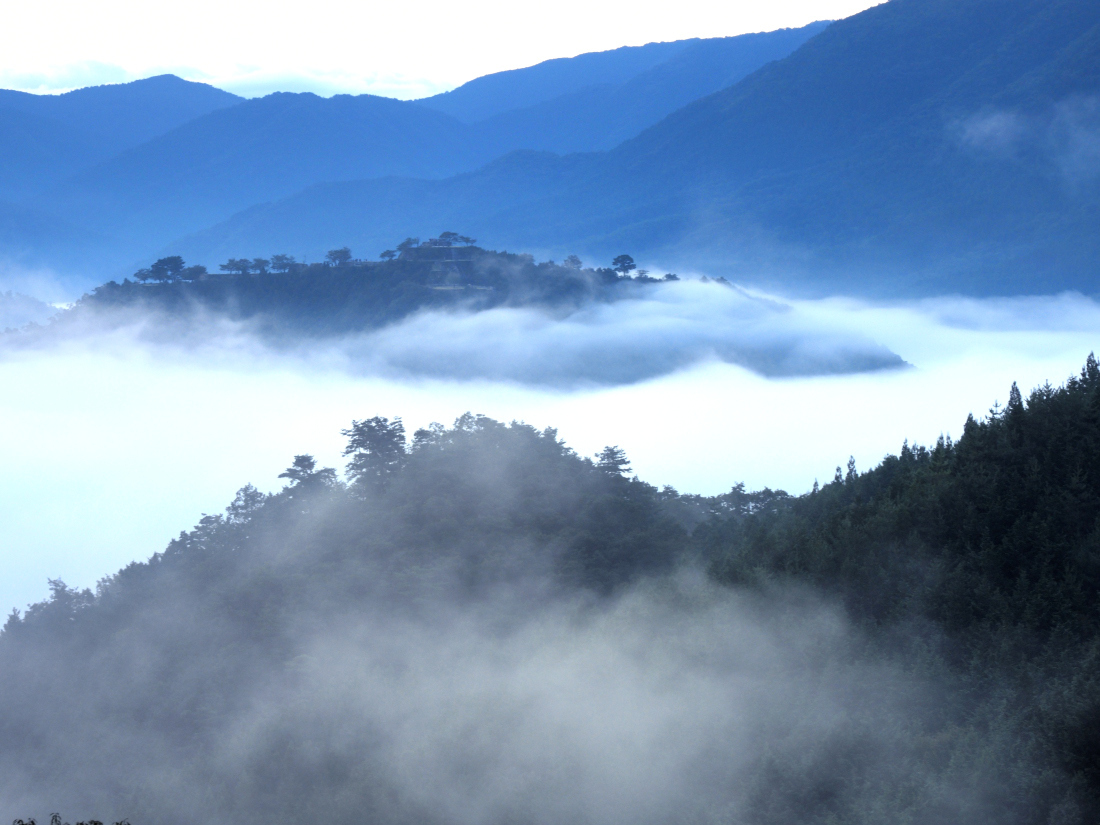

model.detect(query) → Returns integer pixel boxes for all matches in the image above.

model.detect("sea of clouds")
[0,282,1097,612]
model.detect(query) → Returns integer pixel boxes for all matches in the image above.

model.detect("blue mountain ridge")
[0,25,825,287]
[417,39,697,122]
[0,75,241,199]
[175,0,1100,297]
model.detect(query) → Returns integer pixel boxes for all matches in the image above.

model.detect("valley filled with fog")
[3,1,1099,822]
[1,283,1095,614]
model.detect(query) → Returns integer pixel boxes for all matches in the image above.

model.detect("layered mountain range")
[2,0,1098,296]
[0,24,825,290]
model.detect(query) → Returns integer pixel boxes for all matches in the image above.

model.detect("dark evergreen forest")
[3,358,1100,824]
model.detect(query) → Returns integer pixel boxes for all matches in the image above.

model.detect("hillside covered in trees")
[36,239,678,339]
[2,235,912,384]
[3,357,1100,824]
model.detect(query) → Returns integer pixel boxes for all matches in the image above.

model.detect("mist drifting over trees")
[1,0,1097,821]
[4,241,907,386]
[3,360,1100,824]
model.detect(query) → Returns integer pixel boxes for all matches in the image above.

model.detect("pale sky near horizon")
[0,0,882,98]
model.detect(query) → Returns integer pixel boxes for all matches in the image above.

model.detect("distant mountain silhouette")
[7,3,1097,296]
[417,41,696,123]
[468,24,830,154]
[180,0,1098,296]
[0,199,112,275]
[0,108,112,201]
[0,75,241,149]
[0,75,240,199]
[47,93,483,262]
[2,28,822,285]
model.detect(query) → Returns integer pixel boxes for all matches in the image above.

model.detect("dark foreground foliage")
[3,359,1100,824]
[702,354,1100,823]
[0,416,687,823]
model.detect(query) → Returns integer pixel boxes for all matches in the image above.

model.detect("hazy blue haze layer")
[172,0,1099,297]
[0,25,825,290]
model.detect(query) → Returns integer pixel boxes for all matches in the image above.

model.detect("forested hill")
[3,359,1100,823]
[35,242,678,338]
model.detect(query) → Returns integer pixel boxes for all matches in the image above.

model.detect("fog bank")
[0,291,56,330]
[2,566,989,825]
[334,279,906,383]
[0,289,1097,612]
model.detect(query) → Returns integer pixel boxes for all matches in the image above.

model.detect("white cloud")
[0,287,1096,613]
[1051,95,1100,181]
[326,280,905,385]
[959,110,1029,155]
[0,292,57,330]
[957,96,1100,182]
[0,61,135,94]
[0,260,79,304]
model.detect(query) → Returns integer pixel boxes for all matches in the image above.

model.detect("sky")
[0,288,1096,614]
[0,0,882,98]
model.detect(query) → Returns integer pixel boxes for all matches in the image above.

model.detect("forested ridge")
[703,356,1100,823]
[30,244,677,340]
[3,359,1100,823]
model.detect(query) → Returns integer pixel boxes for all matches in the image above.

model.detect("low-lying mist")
[2,293,1097,822]
[5,401,1082,825]
[0,442,1012,825]
[12,580,949,825]
[0,290,57,331]
[0,283,1097,615]
[334,280,906,383]
[14,278,907,383]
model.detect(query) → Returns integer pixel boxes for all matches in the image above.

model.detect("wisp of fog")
[334,279,905,383]
[0,539,985,825]
[0,283,1097,618]
[8,277,907,384]
[0,279,1096,825]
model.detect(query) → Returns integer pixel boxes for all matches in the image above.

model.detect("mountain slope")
[25,28,826,283]
[0,76,241,199]
[4,364,1100,823]
[0,75,242,150]
[0,199,113,276]
[469,23,830,154]
[602,0,1100,289]
[416,40,695,122]
[184,0,1099,296]
[45,93,485,266]
[0,107,112,201]
[171,151,600,267]
[611,0,1100,184]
